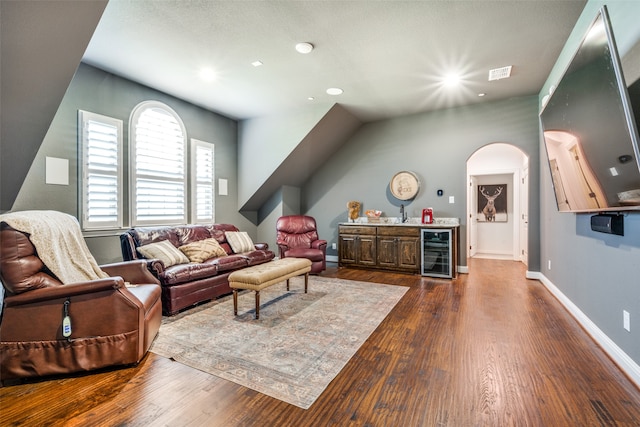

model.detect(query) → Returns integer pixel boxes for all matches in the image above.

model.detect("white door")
[519,167,529,265]
[468,176,478,257]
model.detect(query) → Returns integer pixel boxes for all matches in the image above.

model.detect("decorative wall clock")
[390,171,420,200]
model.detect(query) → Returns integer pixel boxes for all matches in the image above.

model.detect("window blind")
[191,139,215,223]
[79,111,123,230]
[131,103,187,225]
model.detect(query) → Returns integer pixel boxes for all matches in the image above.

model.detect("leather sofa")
[120,223,275,315]
[0,223,162,381]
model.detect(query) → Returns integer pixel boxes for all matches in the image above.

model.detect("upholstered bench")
[228,258,312,319]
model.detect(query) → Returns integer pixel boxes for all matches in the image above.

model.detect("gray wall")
[539,1,640,365]
[12,63,251,264]
[302,96,541,270]
[0,0,107,212]
[237,104,333,209]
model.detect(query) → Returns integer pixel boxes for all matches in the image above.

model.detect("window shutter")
[79,110,123,230]
[191,139,215,223]
[131,102,187,225]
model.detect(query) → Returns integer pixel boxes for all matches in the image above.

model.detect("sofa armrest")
[276,242,289,258]
[101,260,160,285]
[311,240,327,251]
[3,278,124,308]
[0,277,151,357]
[119,232,139,261]
[144,259,166,278]
[254,242,269,251]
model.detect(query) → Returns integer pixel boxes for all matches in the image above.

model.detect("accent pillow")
[225,231,255,253]
[179,238,227,263]
[137,240,189,267]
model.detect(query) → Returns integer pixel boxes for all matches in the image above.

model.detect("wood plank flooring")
[2,258,640,426]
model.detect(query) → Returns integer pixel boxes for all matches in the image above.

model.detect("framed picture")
[477,184,507,222]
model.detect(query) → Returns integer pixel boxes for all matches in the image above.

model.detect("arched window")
[130,101,187,225]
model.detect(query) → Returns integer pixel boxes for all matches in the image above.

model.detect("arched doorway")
[467,143,529,265]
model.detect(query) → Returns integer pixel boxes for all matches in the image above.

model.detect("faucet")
[400,204,407,223]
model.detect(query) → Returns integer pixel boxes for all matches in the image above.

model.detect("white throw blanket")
[0,210,108,284]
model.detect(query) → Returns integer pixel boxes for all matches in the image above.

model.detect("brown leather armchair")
[0,222,162,381]
[276,215,327,274]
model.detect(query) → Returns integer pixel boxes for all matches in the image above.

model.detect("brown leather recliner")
[276,215,327,274]
[0,222,162,381]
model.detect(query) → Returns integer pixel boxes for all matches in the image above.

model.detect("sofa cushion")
[225,231,255,253]
[160,262,219,285]
[179,238,227,263]
[284,247,325,262]
[208,254,249,272]
[137,240,189,267]
[241,249,277,265]
[175,225,212,246]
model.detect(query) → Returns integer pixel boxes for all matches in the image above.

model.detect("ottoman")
[228,258,312,319]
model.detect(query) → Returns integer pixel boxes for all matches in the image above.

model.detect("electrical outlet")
[332,243,337,250]
[623,310,630,332]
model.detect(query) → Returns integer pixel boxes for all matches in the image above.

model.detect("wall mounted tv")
[540,6,640,213]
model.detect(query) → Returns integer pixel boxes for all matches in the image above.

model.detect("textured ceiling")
[83,0,587,122]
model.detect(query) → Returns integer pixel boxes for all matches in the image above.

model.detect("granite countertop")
[340,217,460,228]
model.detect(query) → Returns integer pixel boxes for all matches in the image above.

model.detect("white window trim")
[129,100,188,226]
[78,110,123,231]
[191,139,216,224]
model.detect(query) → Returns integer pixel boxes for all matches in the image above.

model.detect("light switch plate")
[449,196,455,204]
[218,178,228,195]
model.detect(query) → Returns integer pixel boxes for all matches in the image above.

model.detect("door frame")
[466,143,529,265]
[467,169,521,260]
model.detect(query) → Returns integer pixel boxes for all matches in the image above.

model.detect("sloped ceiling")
[83,1,587,122]
[0,0,108,212]
[239,103,362,213]
[81,1,586,216]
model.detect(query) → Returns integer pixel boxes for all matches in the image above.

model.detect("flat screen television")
[540,6,640,213]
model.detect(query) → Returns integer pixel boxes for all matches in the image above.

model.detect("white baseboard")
[326,255,338,263]
[534,271,640,388]
[458,265,468,274]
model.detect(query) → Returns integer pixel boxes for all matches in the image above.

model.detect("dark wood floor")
[2,258,640,426]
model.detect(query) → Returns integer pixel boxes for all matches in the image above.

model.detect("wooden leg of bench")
[304,272,308,293]
[255,291,260,319]
[233,290,238,315]
[286,278,290,291]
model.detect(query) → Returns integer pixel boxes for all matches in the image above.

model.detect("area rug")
[149,276,408,409]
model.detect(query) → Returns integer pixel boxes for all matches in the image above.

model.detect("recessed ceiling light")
[295,42,314,54]
[251,60,263,67]
[443,73,461,87]
[199,67,216,83]
[478,93,486,97]
[308,97,315,101]
[326,87,343,95]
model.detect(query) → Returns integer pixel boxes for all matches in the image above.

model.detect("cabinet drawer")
[339,225,376,235]
[376,226,420,237]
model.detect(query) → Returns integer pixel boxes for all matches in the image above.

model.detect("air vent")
[488,66,512,81]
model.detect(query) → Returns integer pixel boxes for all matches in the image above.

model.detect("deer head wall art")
[477,184,508,222]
